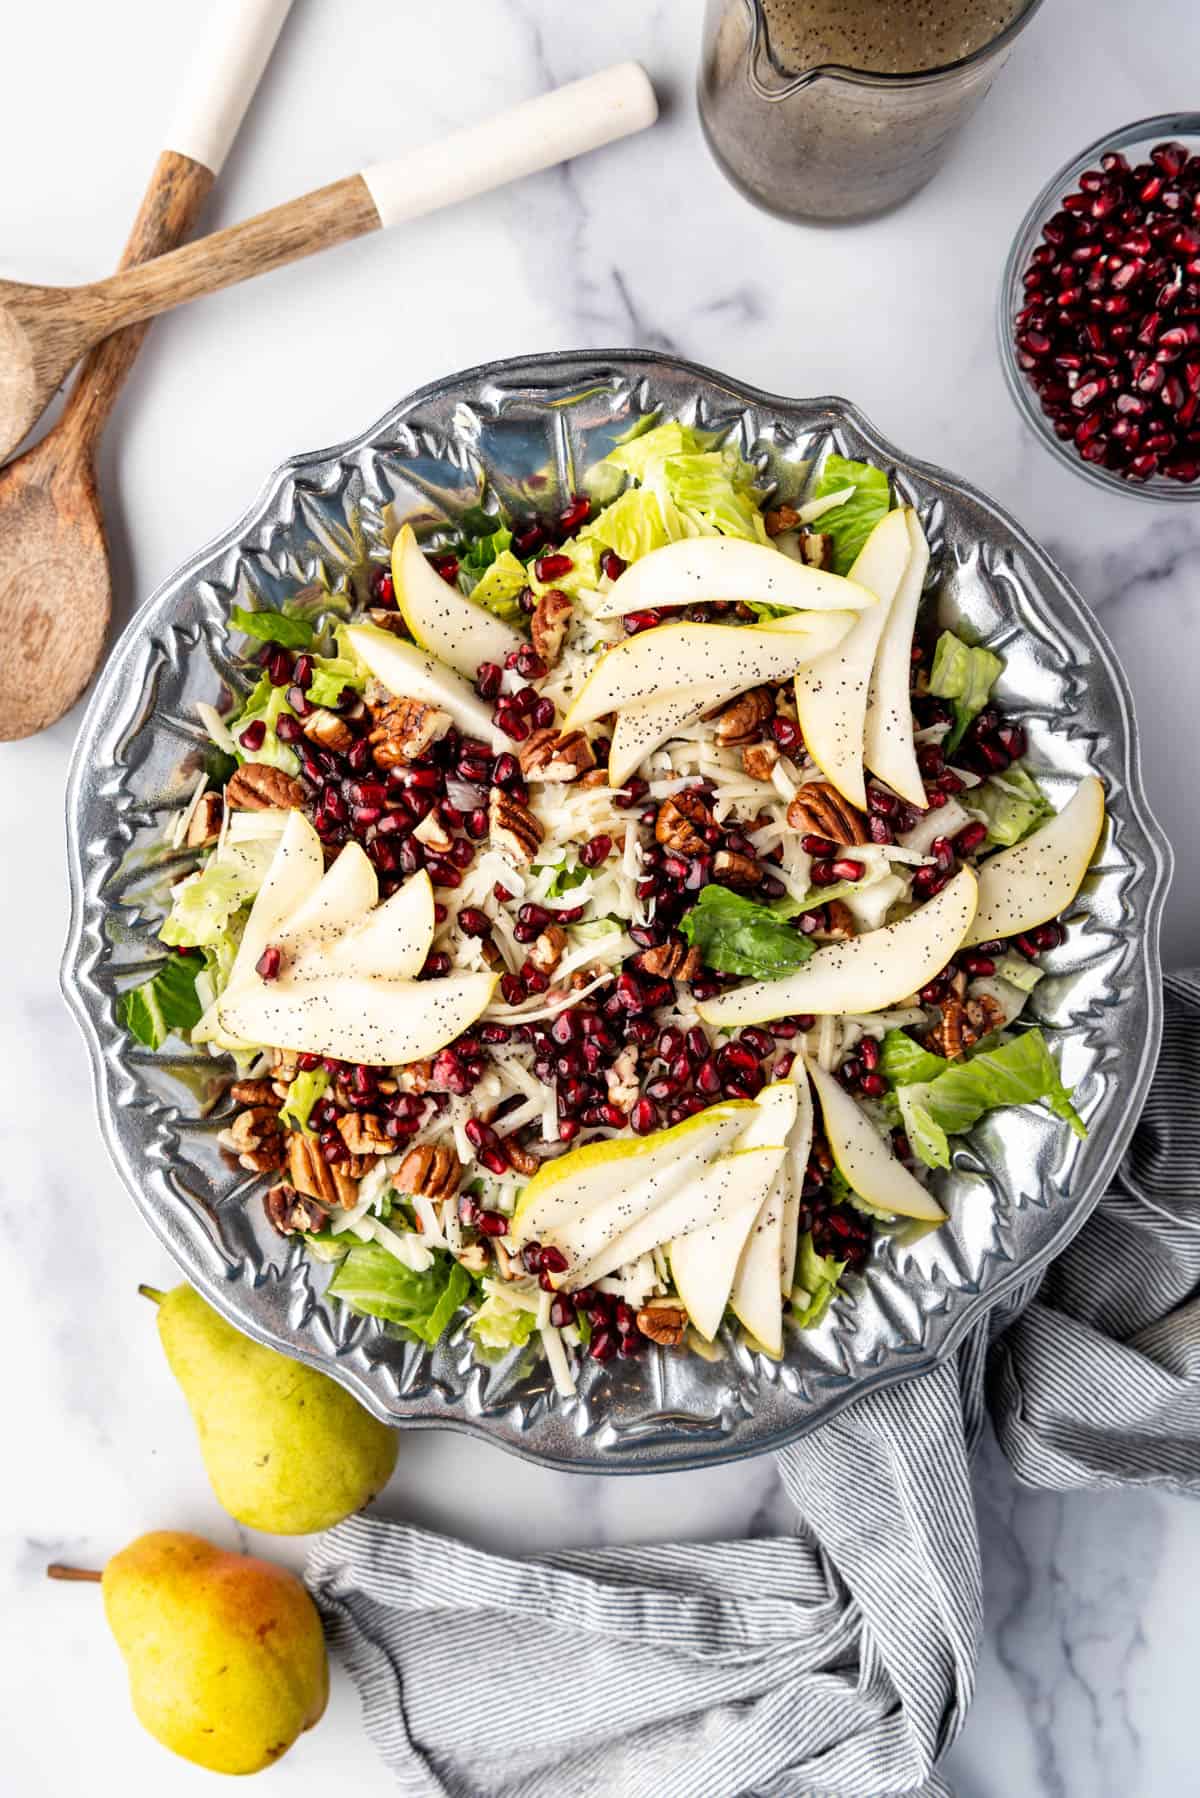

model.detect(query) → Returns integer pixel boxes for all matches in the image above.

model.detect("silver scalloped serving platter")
[63,351,1172,1474]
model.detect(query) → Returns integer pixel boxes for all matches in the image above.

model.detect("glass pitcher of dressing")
[699,0,1044,222]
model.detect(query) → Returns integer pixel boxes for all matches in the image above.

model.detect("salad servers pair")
[0,0,656,742]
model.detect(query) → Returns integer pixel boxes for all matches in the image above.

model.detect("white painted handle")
[164,0,295,175]
[361,63,658,230]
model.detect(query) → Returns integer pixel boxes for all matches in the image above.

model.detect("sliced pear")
[509,1103,753,1265]
[563,613,856,730]
[669,1083,796,1340]
[392,523,523,678]
[793,509,913,809]
[729,1175,786,1354]
[964,776,1105,947]
[607,681,741,787]
[805,1058,945,1223]
[593,537,876,620]
[698,868,977,1025]
[288,871,435,982]
[217,969,496,1066]
[345,623,498,740]
[863,509,931,808]
[222,811,324,995]
[270,843,378,964]
[778,1069,814,1295]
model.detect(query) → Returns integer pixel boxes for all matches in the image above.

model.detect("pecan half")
[763,504,801,538]
[924,997,978,1062]
[965,992,1006,1039]
[413,812,454,854]
[530,588,573,666]
[577,767,610,790]
[655,790,713,856]
[302,708,355,753]
[394,1143,462,1203]
[229,1078,278,1108]
[504,1139,541,1178]
[518,728,595,782]
[529,923,567,974]
[287,1133,361,1207]
[818,900,856,942]
[786,781,869,846]
[224,1106,286,1173]
[369,697,453,768]
[226,764,305,811]
[366,608,408,636]
[636,1300,688,1346]
[489,789,544,864]
[713,686,775,747]
[713,848,761,889]
[635,937,702,981]
[604,1045,639,1114]
[337,1111,391,1157]
[802,531,834,571]
[184,790,223,848]
[742,741,779,783]
[263,1185,328,1237]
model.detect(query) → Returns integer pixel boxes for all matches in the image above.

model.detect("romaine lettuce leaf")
[229,675,300,774]
[229,606,314,650]
[971,764,1054,848]
[880,1030,950,1088]
[279,1068,330,1134]
[791,1232,846,1329]
[895,1084,951,1170]
[327,1243,470,1344]
[928,631,1004,753]
[603,420,709,481]
[663,452,769,544]
[467,548,529,621]
[921,1029,1085,1139]
[468,1283,540,1354]
[681,885,814,980]
[811,455,890,575]
[119,952,205,1049]
[461,523,513,573]
[159,862,259,949]
[578,486,674,562]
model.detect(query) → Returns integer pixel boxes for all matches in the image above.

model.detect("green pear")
[143,1283,398,1534]
[100,1531,327,1774]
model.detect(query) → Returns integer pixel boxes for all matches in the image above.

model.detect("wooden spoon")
[0,0,296,741]
[0,63,657,739]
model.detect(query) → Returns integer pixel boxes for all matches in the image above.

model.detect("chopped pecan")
[713,686,775,747]
[925,998,975,1062]
[337,1111,391,1157]
[763,504,801,538]
[518,727,595,782]
[272,1047,300,1082]
[786,781,869,846]
[742,741,779,782]
[802,531,833,571]
[819,900,856,942]
[229,1078,278,1108]
[504,1138,541,1178]
[636,1300,688,1347]
[302,708,355,753]
[397,1059,433,1095]
[489,788,544,864]
[965,992,1006,1039]
[394,1143,462,1202]
[655,790,713,856]
[224,1106,286,1174]
[635,936,703,981]
[263,1185,328,1237]
[530,588,573,666]
[413,812,454,854]
[578,767,610,790]
[366,608,408,636]
[287,1132,361,1207]
[529,923,567,975]
[226,764,305,812]
[369,697,453,768]
[713,848,761,889]
[456,1242,489,1273]
[604,1045,639,1114]
[184,790,223,848]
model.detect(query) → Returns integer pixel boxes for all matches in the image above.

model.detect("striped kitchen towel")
[306,972,1200,1798]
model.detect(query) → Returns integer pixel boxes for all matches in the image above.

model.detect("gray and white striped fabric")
[306,972,1200,1798]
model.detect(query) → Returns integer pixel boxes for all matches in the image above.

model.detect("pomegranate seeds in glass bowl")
[999,113,1200,499]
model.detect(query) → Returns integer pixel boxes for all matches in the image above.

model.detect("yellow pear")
[143,1283,398,1534]
[98,1532,327,1774]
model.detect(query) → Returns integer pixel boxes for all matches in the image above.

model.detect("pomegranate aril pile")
[1014,141,1200,482]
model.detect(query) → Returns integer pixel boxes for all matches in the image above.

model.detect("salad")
[122,420,1104,1394]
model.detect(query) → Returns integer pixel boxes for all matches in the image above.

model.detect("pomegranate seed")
[534,552,572,583]
[539,1244,569,1274]
[292,655,314,691]
[860,1073,887,1098]
[549,1294,575,1329]
[800,833,836,857]
[809,860,837,887]
[369,566,395,605]
[255,945,282,980]
[475,661,503,699]
[623,608,662,636]
[459,906,490,937]
[238,719,266,753]
[559,494,591,532]
[431,554,459,583]
[630,1097,657,1135]
[600,549,625,582]
[589,1328,616,1363]
[830,859,865,881]
[476,1208,509,1236]
[959,951,996,976]
[275,714,303,744]
[953,821,988,856]
[770,716,802,752]
[267,647,293,687]
[580,833,612,867]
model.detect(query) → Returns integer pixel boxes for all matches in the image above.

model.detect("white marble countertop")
[4,1,1200,1792]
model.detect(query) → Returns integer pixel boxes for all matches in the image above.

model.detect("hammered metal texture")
[62,352,1172,1474]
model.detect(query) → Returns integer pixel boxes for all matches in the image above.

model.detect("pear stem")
[47,1564,103,1583]
[137,1284,166,1305]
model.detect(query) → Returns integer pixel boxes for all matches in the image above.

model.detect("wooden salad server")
[0,61,658,740]
[0,0,296,742]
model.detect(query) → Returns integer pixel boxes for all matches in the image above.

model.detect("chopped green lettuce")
[467,548,530,621]
[229,675,300,774]
[229,606,314,650]
[531,534,602,599]
[662,452,768,543]
[601,420,767,547]
[306,623,371,708]
[928,631,1004,753]
[536,860,588,898]
[971,764,1054,848]
[995,953,1044,994]
[279,1068,330,1134]
[880,1031,950,1088]
[811,455,890,575]
[301,1229,350,1264]
[159,862,259,949]
[578,486,674,562]
[461,523,513,573]
[681,885,814,980]
[830,1164,896,1223]
[791,1233,846,1329]
[327,1243,470,1344]
[468,1283,540,1354]
[119,952,205,1049]
[895,1085,951,1171]
[882,1026,1083,1168]
[603,420,711,482]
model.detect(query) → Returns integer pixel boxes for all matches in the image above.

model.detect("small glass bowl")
[998,112,1200,502]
